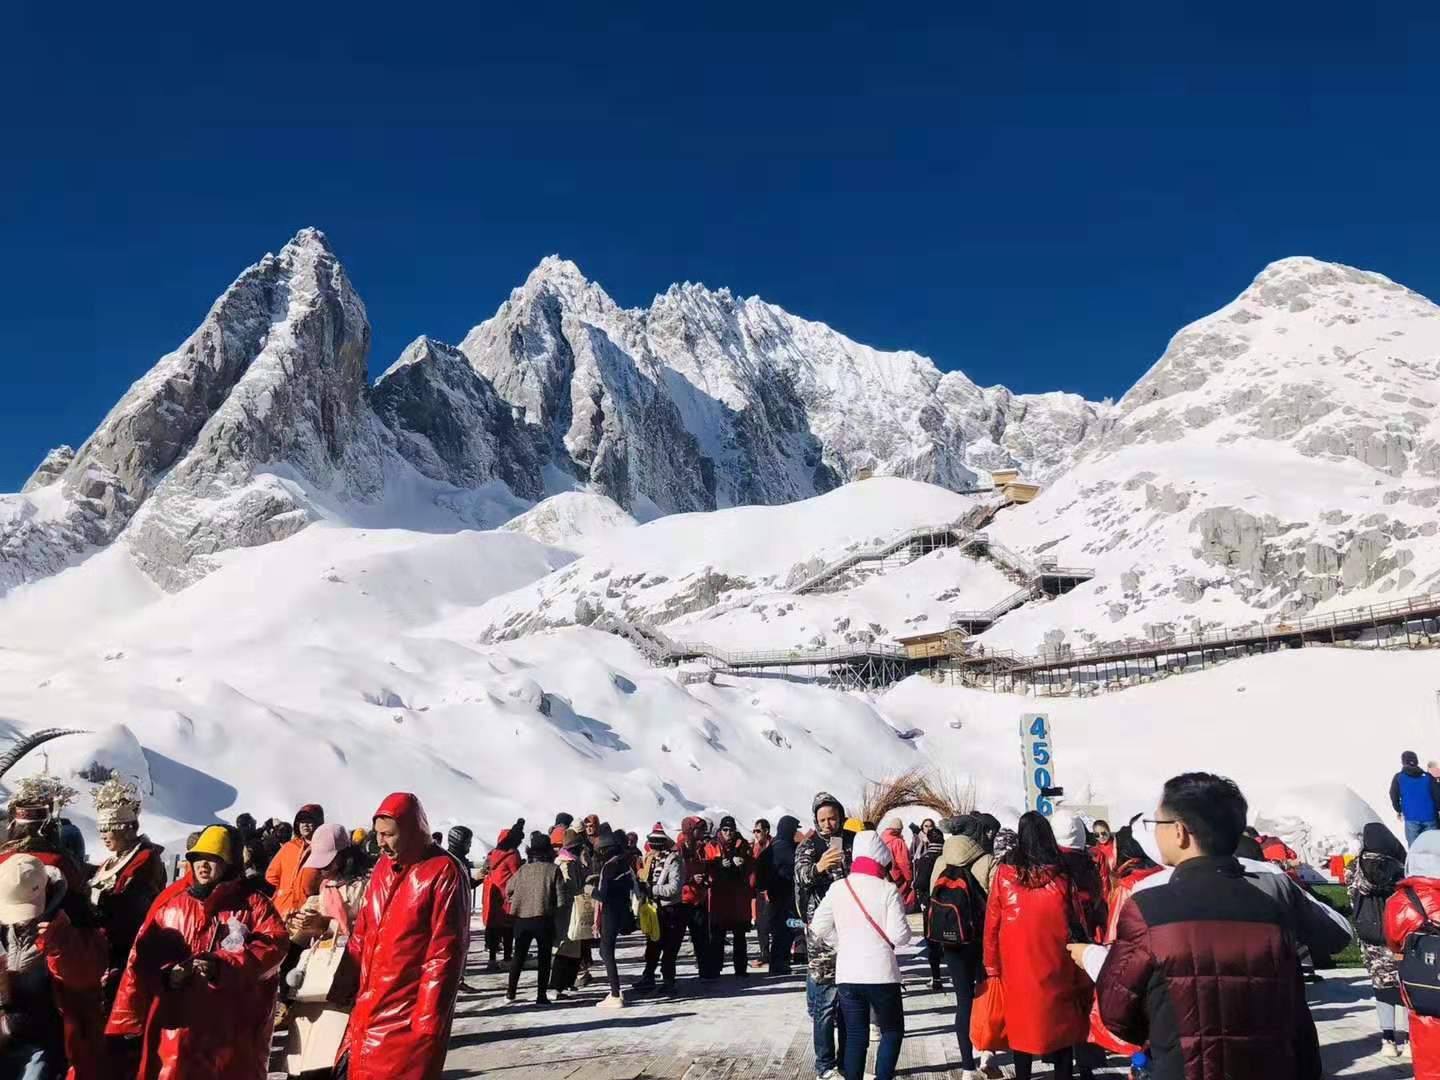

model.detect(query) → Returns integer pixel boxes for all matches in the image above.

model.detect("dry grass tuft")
[858,766,976,825]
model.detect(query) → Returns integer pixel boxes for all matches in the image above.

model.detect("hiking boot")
[596,993,624,1009]
[929,976,943,991]
[632,976,657,993]
[535,995,551,1006]
[1382,1039,1402,1059]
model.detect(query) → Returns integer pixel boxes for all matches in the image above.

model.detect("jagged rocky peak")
[22,445,75,492]
[370,335,545,499]
[0,226,381,593]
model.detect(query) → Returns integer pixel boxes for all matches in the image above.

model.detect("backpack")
[1398,886,1440,1018]
[1354,857,1404,947]
[926,864,985,946]
[1354,891,1389,947]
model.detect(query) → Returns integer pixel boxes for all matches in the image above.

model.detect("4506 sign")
[1020,712,1057,816]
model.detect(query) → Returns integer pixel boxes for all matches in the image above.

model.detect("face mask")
[1136,819,1165,866]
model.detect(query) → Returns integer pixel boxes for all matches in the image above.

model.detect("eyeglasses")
[1143,818,1179,827]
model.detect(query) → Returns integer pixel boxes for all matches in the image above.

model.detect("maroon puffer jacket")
[1095,854,1320,1080]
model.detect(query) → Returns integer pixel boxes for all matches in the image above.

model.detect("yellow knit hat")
[186,825,236,865]
[843,817,864,833]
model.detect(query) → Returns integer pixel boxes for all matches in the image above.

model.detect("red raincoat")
[1386,876,1440,1080]
[880,827,915,909]
[704,835,754,931]
[107,873,287,1080]
[983,863,1093,1056]
[339,793,470,1080]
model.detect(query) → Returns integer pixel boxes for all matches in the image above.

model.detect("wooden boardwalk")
[437,916,1411,1079]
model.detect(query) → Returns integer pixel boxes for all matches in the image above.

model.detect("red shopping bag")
[969,976,1009,1051]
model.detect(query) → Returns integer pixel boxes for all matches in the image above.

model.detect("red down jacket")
[982,863,1093,1055]
[481,841,521,930]
[107,873,287,1080]
[339,793,471,1080]
[1385,876,1440,1080]
[880,827,916,910]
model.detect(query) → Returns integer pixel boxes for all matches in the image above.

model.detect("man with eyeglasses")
[1082,772,1338,1080]
[751,820,773,970]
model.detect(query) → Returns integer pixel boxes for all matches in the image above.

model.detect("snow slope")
[473,477,996,641]
[0,515,1423,864]
[0,519,930,853]
[878,647,1434,866]
[982,256,1440,651]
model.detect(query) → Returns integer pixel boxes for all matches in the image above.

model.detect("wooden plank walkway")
[436,916,1411,1078]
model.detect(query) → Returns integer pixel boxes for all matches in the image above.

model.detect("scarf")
[850,856,886,879]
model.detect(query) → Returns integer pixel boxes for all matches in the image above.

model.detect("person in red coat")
[704,816,755,976]
[1085,826,1163,1056]
[879,818,916,911]
[480,819,523,971]
[1384,828,1440,1080]
[338,792,469,1080]
[0,853,109,1080]
[106,824,287,1080]
[983,811,1095,1080]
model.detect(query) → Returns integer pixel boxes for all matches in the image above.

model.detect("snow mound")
[472,477,989,639]
[502,491,638,554]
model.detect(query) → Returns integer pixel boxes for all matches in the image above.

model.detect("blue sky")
[3,5,1436,490]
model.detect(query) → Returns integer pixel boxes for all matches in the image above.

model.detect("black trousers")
[942,946,979,1070]
[648,904,687,986]
[687,903,715,977]
[709,927,747,975]
[768,916,796,974]
[598,905,625,996]
[508,916,554,1000]
[485,923,513,962]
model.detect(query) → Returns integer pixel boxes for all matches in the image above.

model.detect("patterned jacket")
[793,831,850,983]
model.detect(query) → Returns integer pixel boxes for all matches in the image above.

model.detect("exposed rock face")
[983,256,1440,651]
[1,230,383,592]
[461,258,1112,511]
[120,230,379,588]
[21,446,74,493]
[370,337,545,500]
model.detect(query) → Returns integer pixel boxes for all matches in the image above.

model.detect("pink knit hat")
[302,822,352,871]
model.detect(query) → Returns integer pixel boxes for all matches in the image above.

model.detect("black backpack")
[1398,887,1440,1017]
[1354,858,1404,947]
[1354,891,1389,947]
[926,864,985,946]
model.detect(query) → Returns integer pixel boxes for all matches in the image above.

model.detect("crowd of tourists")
[8,755,1440,1079]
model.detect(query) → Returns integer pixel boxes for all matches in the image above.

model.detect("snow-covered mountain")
[980,256,1440,651]
[0,231,1109,595]
[460,257,1110,512]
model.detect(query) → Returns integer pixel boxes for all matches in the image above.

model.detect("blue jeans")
[0,1041,62,1080]
[1407,820,1437,846]
[838,982,905,1080]
[807,974,841,1072]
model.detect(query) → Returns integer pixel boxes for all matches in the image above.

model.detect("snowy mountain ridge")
[0,230,1110,595]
